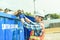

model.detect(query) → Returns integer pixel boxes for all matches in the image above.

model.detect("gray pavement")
[45,33,60,40]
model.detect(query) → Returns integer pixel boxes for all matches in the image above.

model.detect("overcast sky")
[0,0,60,15]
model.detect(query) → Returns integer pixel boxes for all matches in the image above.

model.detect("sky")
[0,0,60,15]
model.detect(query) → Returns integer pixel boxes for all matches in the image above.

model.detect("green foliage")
[24,12,33,17]
[45,13,60,19]
[50,13,60,19]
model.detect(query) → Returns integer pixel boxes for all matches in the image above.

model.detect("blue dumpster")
[0,12,24,40]
[0,12,35,40]
[18,21,24,40]
[4,18,16,40]
[0,17,5,40]
[24,16,35,40]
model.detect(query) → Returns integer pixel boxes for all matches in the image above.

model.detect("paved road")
[45,33,60,40]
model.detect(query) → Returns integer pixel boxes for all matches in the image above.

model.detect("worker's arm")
[23,21,43,31]
[23,22,36,30]
[19,14,35,29]
[20,16,42,30]
[40,22,45,37]
[19,14,25,23]
[25,17,36,25]
[40,22,45,32]
[19,14,41,30]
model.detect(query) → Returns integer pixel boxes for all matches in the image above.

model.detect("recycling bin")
[0,12,35,40]
[24,16,35,40]
[18,21,24,40]
[0,17,5,40]
[0,12,24,40]
[4,18,16,40]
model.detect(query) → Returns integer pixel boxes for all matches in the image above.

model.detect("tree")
[24,12,33,16]
[45,13,60,20]
[50,13,60,19]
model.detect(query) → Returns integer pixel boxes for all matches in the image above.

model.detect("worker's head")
[35,15,44,23]
[34,12,44,23]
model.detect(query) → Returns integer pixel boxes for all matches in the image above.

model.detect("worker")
[19,11,45,40]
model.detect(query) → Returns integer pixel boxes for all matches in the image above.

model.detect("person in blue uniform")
[19,11,45,40]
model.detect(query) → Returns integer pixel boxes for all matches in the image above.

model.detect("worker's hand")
[20,18,25,23]
[25,17,31,23]
[42,29,45,34]
[19,14,25,18]
[19,14,25,23]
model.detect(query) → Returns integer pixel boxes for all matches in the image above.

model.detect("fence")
[44,19,60,28]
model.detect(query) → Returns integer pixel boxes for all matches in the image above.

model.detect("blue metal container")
[0,12,35,40]
[0,12,24,40]
[18,21,24,40]
[0,17,5,40]
[24,16,35,40]
[4,18,15,40]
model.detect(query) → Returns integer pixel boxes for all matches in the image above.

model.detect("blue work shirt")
[24,21,42,36]
[19,14,42,36]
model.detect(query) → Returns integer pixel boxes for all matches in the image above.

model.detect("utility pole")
[33,0,36,14]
